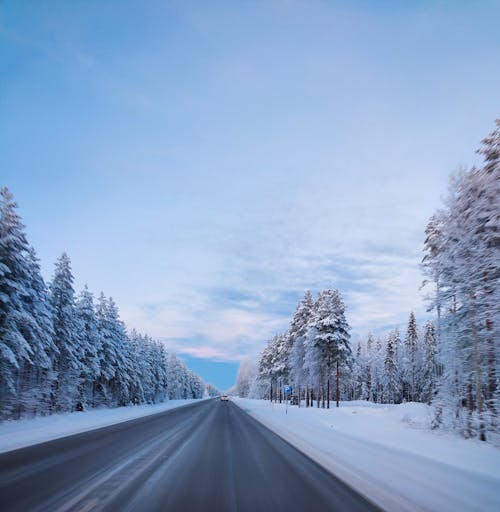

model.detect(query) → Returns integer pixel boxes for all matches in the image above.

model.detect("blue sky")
[1,1,499,390]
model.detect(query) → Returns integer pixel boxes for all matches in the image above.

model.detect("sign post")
[284,385,292,415]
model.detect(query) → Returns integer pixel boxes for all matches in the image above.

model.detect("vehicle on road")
[220,394,229,401]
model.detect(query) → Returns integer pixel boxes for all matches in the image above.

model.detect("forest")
[0,189,217,420]
[236,120,499,444]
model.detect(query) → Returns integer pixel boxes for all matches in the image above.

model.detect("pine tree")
[371,337,384,403]
[384,330,401,404]
[421,321,437,404]
[305,290,351,408]
[404,312,419,402]
[75,286,101,408]
[235,358,257,398]
[97,296,130,406]
[288,291,314,406]
[0,188,35,417]
[423,120,500,442]
[16,248,57,416]
[50,253,82,412]
[128,330,146,404]
[258,339,275,401]
[364,333,374,401]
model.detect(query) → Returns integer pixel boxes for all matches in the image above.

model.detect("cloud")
[6,0,482,365]
[119,185,432,362]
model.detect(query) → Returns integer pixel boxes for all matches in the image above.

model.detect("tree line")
[243,293,436,410]
[236,119,499,444]
[0,188,215,420]
[348,314,438,405]
[256,289,351,408]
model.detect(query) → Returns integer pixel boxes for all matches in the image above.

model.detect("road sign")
[284,385,292,396]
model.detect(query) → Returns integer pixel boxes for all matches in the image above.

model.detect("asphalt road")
[0,399,381,512]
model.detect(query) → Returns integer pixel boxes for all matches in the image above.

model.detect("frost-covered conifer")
[75,286,100,408]
[421,321,437,405]
[423,120,500,442]
[404,312,419,402]
[383,330,401,404]
[50,253,82,412]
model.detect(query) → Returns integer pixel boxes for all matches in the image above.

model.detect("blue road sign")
[284,385,292,396]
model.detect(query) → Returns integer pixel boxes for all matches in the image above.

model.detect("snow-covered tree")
[304,289,351,408]
[75,286,101,408]
[235,358,257,398]
[383,329,402,404]
[0,188,207,419]
[288,291,314,406]
[50,253,82,412]
[18,248,57,416]
[423,120,500,442]
[421,321,438,404]
[0,187,36,417]
[403,312,420,402]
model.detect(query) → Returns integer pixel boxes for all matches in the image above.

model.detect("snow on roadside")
[234,398,500,512]
[0,399,206,454]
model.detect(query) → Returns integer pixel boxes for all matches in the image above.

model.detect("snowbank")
[234,399,500,512]
[0,399,206,454]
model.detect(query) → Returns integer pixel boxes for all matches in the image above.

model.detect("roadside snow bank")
[0,399,206,453]
[234,399,500,512]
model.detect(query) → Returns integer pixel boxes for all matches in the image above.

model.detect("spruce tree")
[384,330,401,404]
[0,187,34,417]
[50,253,81,412]
[75,286,101,408]
[404,312,419,402]
[421,321,437,404]
[305,290,351,408]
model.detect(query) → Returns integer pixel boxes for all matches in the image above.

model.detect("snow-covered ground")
[234,398,500,512]
[0,399,206,454]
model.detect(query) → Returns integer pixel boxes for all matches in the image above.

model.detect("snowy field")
[0,399,206,454]
[234,398,500,512]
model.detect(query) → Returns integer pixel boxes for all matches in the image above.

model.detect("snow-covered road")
[234,399,500,512]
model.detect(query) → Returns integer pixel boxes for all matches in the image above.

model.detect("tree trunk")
[336,359,340,407]
[327,373,330,409]
[317,375,320,408]
[471,300,486,441]
[486,318,496,430]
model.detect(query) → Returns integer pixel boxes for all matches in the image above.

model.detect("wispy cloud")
[3,0,497,369]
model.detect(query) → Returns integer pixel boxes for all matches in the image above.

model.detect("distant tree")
[235,358,257,398]
[383,329,401,404]
[404,312,419,402]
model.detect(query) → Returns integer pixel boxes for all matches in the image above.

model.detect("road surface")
[0,399,381,512]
